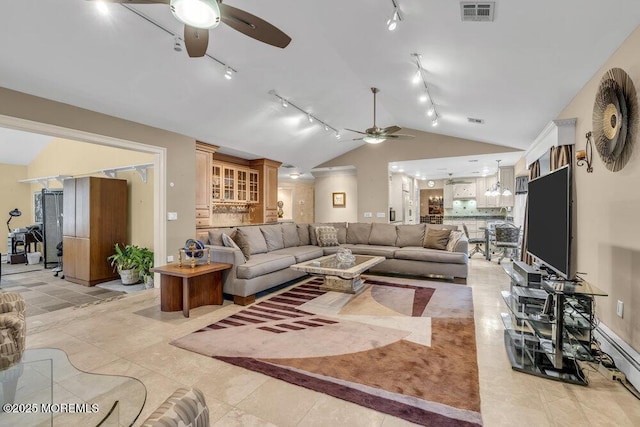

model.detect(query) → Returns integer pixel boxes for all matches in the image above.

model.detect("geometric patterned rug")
[171,275,482,426]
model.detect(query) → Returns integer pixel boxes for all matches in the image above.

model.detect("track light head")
[431,117,439,127]
[173,35,183,52]
[387,10,399,31]
[224,66,233,80]
[335,132,341,140]
[281,98,288,108]
[307,114,314,123]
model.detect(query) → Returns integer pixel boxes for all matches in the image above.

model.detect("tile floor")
[1,267,126,316]
[11,258,640,426]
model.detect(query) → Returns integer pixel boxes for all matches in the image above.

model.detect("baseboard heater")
[594,323,640,389]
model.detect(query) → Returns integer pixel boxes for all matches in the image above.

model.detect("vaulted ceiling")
[1,1,640,173]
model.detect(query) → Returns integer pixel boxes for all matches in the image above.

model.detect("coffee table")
[0,348,146,426]
[290,254,385,294]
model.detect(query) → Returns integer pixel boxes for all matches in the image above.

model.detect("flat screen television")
[526,164,574,280]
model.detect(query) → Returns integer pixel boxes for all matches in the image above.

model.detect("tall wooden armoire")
[63,177,128,286]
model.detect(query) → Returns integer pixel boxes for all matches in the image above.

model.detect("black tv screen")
[527,165,573,279]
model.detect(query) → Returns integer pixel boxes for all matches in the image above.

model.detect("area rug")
[171,276,482,426]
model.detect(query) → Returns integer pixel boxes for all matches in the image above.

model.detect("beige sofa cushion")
[346,223,372,244]
[282,223,300,248]
[297,224,311,245]
[207,227,236,246]
[272,246,324,263]
[368,223,397,246]
[237,226,268,255]
[260,224,285,251]
[345,244,396,258]
[396,224,426,247]
[236,253,296,280]
[394,247,467,264]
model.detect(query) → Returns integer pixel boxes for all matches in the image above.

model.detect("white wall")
[313,170,357,223]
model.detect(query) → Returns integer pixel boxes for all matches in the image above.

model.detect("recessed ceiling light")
[96,1,109,14]
[391,165,398,169]
[398,169,405,172]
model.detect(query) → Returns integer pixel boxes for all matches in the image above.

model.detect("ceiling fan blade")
[383,125,401,134]
[220,4,291,48]
[345,128,368,135]
[184,25,209,58]
[385,134,415,140]
[90,0,169,4]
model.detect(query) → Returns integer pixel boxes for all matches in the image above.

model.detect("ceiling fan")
[94,0,292,57]
[346,87,415,144]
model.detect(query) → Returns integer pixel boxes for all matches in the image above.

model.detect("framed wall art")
[332,192,346,207]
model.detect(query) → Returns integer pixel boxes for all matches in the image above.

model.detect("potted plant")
[138,247,155,289]
[107,243,143,285]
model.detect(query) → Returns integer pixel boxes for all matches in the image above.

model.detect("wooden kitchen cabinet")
[195,142,218,227]
[63,177,127,286]
[453,183,476,199]
[249,158,282,223]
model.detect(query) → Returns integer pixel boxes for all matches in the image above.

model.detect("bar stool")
[463,223,485,258]
[495,224,521,264]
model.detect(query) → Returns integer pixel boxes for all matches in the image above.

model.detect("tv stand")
[501,261,607,385]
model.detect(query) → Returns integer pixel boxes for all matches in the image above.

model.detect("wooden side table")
[151,262,232,318]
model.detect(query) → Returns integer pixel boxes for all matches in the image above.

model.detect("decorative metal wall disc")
[592,67,638,172]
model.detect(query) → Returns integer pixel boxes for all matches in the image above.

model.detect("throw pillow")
[424,228,451,250]
[446,230,464,252]
[237,226,268,254]
[368,223,398,246]
[222,233,247,262]
[231,229,251,261]
[315,226,340,247]
[207,227,236,246]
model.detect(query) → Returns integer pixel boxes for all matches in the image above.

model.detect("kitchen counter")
[444,215,513,221]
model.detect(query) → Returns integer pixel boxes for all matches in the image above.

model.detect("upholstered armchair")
[0,292,26,370]
[141,387,209,427]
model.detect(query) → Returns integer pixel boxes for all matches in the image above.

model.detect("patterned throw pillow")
[446,230,464,252]
[315,226,340,247]
[423,228,451,250]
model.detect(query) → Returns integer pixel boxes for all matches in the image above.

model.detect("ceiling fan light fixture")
[363,135,386,144]
[96,1,109,15]
[170,0,221,29]
[387,10,399,31]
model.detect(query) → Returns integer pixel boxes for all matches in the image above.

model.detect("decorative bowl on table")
[336,247,355,264]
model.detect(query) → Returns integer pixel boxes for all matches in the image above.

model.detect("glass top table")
[291,254,385,294]
[0,348,146,426]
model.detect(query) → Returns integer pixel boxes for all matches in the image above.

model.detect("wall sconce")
[576,131,594,173]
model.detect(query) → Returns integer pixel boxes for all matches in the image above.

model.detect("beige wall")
[0,163,32,232]
[0,87,196,263]
[277,180,315,223]
[556,25,640,350]
[27,139,154,248]
[318,130,520,223]
[313,171,358,223]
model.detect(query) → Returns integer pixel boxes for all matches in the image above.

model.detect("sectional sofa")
[196,222,469,305]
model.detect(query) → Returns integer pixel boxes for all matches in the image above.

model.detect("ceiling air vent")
[468,117,485,124]
[460,2,495,22]
[282,164,295,168]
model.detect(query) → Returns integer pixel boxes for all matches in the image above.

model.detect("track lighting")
[224,66,233,80]
[173,35,183,52]
[411,53,441,128]
[412,71,422,85]
[386,1,403,31]
[268,90,339,138]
